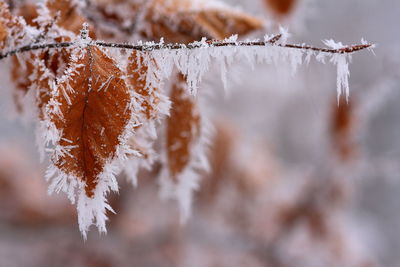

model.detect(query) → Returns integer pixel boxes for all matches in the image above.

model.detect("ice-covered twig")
[0,35,373,60]
[0,41,74,59]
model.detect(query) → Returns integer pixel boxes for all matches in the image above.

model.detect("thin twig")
[267,34,282,44]
[33,14,60,43]
[0,42,73,59]
[0,36,373,60]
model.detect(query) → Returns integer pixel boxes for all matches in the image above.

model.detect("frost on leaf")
[46,45,135,236]
[0,1,29,52]
[0,2,18,48]
[127,51,163,121]
[159,74,209,223]
[11,44,70,117]
[123,50,170,185]
[0,2,10,46]
[166,74,201,181]
[10,1,81,115]
[5,2,39,113]
[35,50,71,119]
[49,46,130,196]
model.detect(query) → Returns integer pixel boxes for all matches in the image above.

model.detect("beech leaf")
[166,74,201,180]
[45,44,139,236]
[49,45,132,197]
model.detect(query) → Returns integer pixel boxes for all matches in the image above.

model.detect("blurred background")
[0,0,399,266]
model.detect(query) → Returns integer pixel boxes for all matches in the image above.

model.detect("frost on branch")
[323,39,350,102]
[145,33,356,99]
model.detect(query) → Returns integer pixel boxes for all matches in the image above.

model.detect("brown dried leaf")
[50,46,132,197]
[17,2,39,27]
[0,20,7,45]
[192,9,263,40]
[124,51,169,181]
[0,1,22,49]
[10,3,45,108]
[92,0,262,43]
[127,51,160,121]
[35,50,66,118]
[10,55,35,112]
[145,2,263,43]
[10,2,74,115]
[264,0,297,16]
[166,74,201,180]
[47,0,87,34]
[0,2,11,46]
[330,96,356,161]
[11,47,71,116]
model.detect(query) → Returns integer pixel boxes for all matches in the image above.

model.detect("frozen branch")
[0,35,373,60]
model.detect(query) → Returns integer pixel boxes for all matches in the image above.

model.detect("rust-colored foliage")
[0,1,25,46]
[0,1,13,48]
[127,51,159,121]
[166,75,200,180]
[50,46,131,197]
[194,10,262,40]
[264,0,297,16]
[17,3,39,27]
[11,48,72,116]
[0,22,6,46]
[5,2,36,112]
[0,1,27,66]
[35,50,66,119]
[9,3,39,92]
[10,59,33,94]
[47,0,87,35]
[10,0,93,115]
[147,8,263,43]
[92,0,263,43]
[0,3,11,45]
[331,96,355,161]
